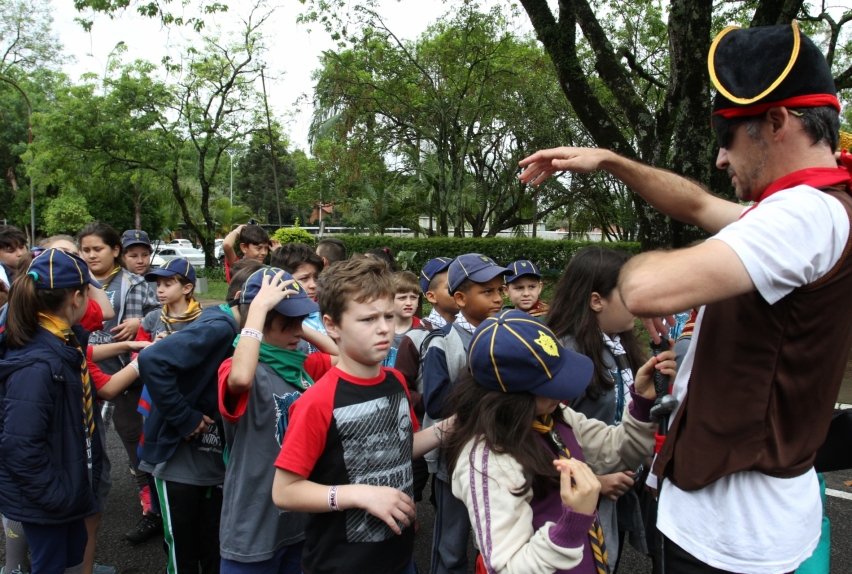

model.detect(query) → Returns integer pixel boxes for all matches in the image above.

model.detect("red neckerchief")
[740,152,852,218]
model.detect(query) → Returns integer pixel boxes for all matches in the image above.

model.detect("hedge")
[331,235,640,275]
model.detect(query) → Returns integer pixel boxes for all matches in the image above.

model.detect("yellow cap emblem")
[534,331,559,357]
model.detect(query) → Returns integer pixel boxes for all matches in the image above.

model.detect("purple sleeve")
[548,506,595,548]
[627,384,655,422]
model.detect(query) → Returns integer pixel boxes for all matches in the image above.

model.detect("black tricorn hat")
[709,21,839,119]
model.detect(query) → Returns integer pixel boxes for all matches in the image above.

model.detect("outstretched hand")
[518,147,613,187]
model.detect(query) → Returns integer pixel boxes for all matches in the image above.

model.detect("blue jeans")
[430,477,469,574]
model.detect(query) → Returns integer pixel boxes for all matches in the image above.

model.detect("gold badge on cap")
[534,331,559,357]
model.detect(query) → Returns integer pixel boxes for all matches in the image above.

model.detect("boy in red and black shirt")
[272,256,451,574]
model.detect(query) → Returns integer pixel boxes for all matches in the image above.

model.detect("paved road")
[1,424,849,573]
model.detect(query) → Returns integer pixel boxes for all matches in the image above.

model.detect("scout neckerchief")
[740,159,852,218]
[160,298,203,334]
[232,336,313,391]
[98,265,122,291]
[602,333,634,425]
[453,311,476,335]
[426,308,448,329]
[38,312,94,484]
[533,413,609,574]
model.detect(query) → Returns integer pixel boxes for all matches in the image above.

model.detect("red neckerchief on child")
[740,155,852,218]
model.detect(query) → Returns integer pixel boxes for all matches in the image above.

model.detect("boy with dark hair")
[121,229,155,277]
[315,238,347,268]
[222,223,271,282]
[0,224,28,287]
[271,257,451,574]
[271,243,326,353]
[421,253,509,574]
[136,259,261,572]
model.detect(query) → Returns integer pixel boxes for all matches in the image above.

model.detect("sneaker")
[124,513,163,544]
[93,564,117,574]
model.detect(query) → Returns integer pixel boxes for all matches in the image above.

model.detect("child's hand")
[634,349,677,400]
[252,270,300,313]
[350,484,416,535]
[554,458,600,515]
[597,471,635,501]
[126,340,152,352]
[111,318,141,341]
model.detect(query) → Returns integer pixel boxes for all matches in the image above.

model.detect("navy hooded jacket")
[138,304,238,465]
[0,326,102,524]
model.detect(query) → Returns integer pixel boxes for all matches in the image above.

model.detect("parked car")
[214,238,225,262]
[168,238,196,249]
[149,253,166,269]
[154,246,206,269]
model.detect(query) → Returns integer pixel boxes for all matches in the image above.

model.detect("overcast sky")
[51,1,463,151]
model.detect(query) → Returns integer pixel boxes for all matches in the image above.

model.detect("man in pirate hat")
[518,21,851,574]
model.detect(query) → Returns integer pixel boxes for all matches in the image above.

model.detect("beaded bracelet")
[328,485,340,511]
[240,327,263,342]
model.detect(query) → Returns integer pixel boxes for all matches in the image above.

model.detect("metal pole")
[228,150,234,206]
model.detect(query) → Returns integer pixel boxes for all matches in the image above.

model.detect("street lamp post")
[226,149,235,207]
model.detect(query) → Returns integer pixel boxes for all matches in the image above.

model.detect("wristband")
[240,328,263,343]
[129,359,139,375]
[328,485,340,511]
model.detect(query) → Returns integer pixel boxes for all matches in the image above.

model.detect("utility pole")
[260,67,283,224]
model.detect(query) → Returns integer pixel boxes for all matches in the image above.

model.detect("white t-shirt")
[657,186,850,573]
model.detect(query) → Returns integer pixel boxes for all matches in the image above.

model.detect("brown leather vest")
[653,189,852,491]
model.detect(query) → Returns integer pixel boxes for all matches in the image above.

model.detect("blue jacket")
[138,305,238,465]
[0,326,102,524]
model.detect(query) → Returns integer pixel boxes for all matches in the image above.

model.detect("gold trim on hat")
[708,21,801,105]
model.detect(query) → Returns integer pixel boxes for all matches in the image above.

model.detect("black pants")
[156,479,222,574]
[663,536,793,574]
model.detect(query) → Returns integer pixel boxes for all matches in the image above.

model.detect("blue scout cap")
[505,260,542,284]
[419,257,453,293]
[145,257,197,285]
[120,229,152,250]
[447,253,510,294]
[468,309,593,400]
[240,267,318,318]
[27,248,101,290]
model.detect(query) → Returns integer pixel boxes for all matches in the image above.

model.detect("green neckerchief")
[232,335,313,391]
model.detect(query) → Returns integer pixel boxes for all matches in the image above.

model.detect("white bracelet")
[240,328,263,342]
[129,359,139,375]
[328,485,340,511]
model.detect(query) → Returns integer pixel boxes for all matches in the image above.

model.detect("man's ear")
[323,313,340,340]
[589,291,603,312]
[453,290,467,309]
[765,106,790,138]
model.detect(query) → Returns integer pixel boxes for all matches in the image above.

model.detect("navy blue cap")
[468,309,593,400]
[27,248,101,290]
[505,260,541,283]
[145,257,197,285]
[447,253,510,294]
[240,267,318,317]
[121,229,152,250]
[419,257,453,293]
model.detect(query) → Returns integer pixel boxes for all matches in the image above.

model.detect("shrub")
[271,225,315,246]
[330,235,640,275]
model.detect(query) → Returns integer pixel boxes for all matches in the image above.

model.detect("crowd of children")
[1,221,816,574]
